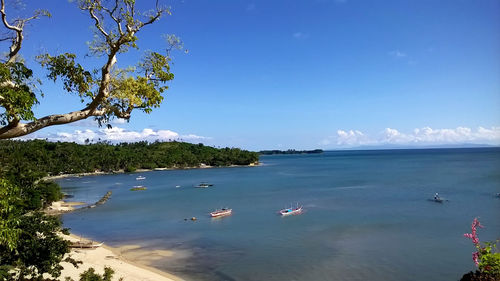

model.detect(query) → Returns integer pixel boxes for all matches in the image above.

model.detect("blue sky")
[4,0,500,150]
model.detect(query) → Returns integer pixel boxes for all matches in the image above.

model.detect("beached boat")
[69,241,103,249]
[210,208,232,217]
[130,186,147,191]
[279,205,303,216]
[195,182,214,188]
[136,176,146,180]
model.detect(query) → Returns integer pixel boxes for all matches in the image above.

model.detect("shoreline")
[59,233,185,281]
[50,162,259,280]
[43,162,260,181]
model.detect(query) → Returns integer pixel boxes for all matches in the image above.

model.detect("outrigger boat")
[279,204,303,216]
[432,193,443,203]
[195,182,214,188]
[69,241,103,249]
[210,208,232,217]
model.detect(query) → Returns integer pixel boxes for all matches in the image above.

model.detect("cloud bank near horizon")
[16,125,500,149]
[320,126,500,148]
[21,127,210,144]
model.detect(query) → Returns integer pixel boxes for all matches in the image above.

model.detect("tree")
[0,178,79,280]
[0,0,180,139]
[0,1,177,279]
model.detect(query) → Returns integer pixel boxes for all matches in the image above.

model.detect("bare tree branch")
[102,0,123,35]
[1,1,49,63]
[88,7,110,41]
[1,0,23,63]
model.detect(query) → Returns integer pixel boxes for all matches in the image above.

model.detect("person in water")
[434,193,440,200]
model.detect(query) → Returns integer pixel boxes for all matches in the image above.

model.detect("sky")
[2,0,500,150]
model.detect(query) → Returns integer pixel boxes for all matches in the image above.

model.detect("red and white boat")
[279,205,303,216]
[210,208,232,218]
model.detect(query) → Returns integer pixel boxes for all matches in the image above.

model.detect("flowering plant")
[463,218,500,275]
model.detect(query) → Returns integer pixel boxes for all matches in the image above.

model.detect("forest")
[0,140,260,177]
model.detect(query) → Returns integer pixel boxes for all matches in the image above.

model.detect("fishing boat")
[136,176,146,180]
[432,193,443,203]
[210,208,232,217]
[279,204,303,216]
[69,241,103,249]
[195,182,214,188]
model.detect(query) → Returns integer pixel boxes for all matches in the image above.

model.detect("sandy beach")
[58,234,185,281]
[42,162,260,181]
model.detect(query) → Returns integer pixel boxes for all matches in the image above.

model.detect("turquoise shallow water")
[60,148,500,281]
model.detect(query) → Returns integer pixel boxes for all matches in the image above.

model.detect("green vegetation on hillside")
[0,140,259,177]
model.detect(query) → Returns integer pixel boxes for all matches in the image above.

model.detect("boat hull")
[280,207,303,216]
[210,209,232,217]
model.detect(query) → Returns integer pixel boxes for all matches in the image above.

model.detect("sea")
[60,148,500,281]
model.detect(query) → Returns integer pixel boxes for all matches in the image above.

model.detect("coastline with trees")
[1,139,259,178]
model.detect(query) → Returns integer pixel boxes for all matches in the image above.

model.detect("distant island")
[259,149,324,155]
[0,140,259,177]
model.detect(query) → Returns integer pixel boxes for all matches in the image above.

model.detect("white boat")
[195,182,213,188]
[136,176,146,180]
[279,205,303,216]
[210,208,232,217]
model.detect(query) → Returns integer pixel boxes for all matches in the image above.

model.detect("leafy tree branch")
[0,0,179,139]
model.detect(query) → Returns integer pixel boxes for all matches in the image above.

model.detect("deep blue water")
[60,148,500,281]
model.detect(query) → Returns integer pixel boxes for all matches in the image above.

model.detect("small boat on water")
[130,186,147,191]
[279,204,303,216]
[432,193,444,203]
[136,176,146,180]
[195,182,214,188]
[210,208,232,217]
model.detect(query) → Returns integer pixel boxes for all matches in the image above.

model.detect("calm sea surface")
[60,148,500,281]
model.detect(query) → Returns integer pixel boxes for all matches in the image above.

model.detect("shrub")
[461,218,500,280]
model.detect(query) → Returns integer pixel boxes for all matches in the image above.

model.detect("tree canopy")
[0,0,178,139]
[0,139,260,177]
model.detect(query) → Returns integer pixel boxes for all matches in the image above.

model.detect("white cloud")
[320,126,500,148]
[68,118,128,127]
[336,129,370,146]
[112,118,127,124]
[23,127,210,144]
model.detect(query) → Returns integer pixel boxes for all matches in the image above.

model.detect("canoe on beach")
[69,241,103,249]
